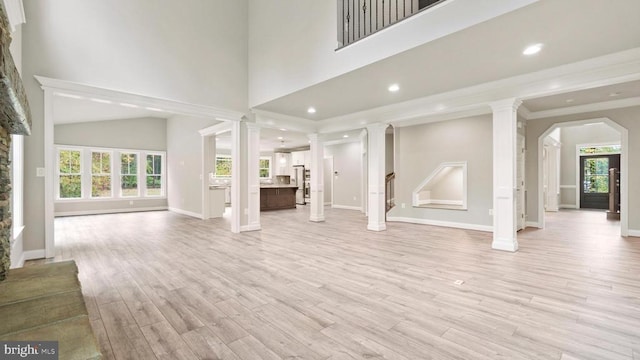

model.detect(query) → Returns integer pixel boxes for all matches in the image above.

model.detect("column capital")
[245,122,261,130]
[307,133,321,141]
[366,123,389,134]
[490,98,523,112]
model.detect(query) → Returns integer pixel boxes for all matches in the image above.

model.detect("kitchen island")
[260,185,298,211]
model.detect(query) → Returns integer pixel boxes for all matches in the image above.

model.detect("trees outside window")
[92,151,112,198]
[215,155,232,177]
[259,157,271,178]
[121,153,139,197]
[58,149,82,199]
[56,146,165,201]
[146,154,163,196]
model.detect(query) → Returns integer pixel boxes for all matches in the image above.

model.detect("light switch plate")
[36,167,45,177]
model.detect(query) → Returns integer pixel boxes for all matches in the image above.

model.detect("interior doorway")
[537,117,628,237]
[579,154,620,210]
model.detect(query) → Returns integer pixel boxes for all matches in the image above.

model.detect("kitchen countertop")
[259,184,298,189]
[209,185,228,189]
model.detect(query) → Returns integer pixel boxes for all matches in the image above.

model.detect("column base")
[309,215,325,222]
[491,237,518,252]
[367,223,387,232]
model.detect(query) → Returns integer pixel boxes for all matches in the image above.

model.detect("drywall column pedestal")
[245,123,261,231]
[366,123,387,231]
[491,98,521,252]
[308,133,325,222]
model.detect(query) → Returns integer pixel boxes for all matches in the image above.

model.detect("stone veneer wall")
[0,1,32,281]
[0,126,9,279]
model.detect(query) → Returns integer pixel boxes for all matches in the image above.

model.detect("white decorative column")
[245,123,261,231]
[230,120,241,233]
[308,133,324,222]
[491,98,521,252]
[366,124,387,231]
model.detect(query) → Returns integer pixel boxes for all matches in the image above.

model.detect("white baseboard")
[56,206,168,217]
[23,249,46,261]
[324,202,332,206]
[525,221,541,228]
[627,229,640,237]
[240,224,261,232]
[309,215,325,222]
[417,199,464,206]
[559,204,578,209]
[331,204,362,211]
[387,216,493,232]
[168,207,203,219]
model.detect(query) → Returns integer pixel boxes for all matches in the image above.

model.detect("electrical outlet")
[129,200,133,205]
[401,203,405,208]
[353,196,357,201]
[36,167,45,177]
[488,209,493,216]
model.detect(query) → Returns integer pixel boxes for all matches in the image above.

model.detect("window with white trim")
[146,153,164,196]
[215,155,232,177]
[58,148,82,199]
[120,152,139,197]
[91,151,112,198]
[259,157,271,178]
[54,145,166,201]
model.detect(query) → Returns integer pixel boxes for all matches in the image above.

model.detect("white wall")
[167,116,219,217]
[248,0,535,106]
[389,115,493,229]
[53,117,168,215]
[55,117,167,150]
[324,141,362,209]
[22,0,248,252]
[525,106,640,233]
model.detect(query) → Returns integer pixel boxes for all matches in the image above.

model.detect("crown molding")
[34,76,244,121]
[311,47,640,133]
[526,96,640,120]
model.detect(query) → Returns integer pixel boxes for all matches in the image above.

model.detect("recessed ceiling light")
[307,107,316,114]
[609,92,621,97]
[523,43,543,56]
[146,107,165,112]
[280,128,287,132]
[388,84,400,92]
[343,135,349,138]
[565,99,575,103]
[120,103,139,108]
[277,136,283,140]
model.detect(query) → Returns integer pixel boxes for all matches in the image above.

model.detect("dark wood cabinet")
[260,187,297,211]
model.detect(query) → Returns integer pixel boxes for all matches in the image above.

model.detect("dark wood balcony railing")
[385,172,395,213]
[337,0,446,48]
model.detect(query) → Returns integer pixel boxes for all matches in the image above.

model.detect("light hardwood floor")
[39,208,640,359]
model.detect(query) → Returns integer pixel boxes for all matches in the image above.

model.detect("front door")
[580,154,620,209]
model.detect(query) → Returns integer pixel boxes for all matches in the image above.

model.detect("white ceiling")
[51,0,640,147]
[252,0,640,121]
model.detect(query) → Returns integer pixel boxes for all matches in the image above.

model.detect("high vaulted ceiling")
[252,0,640,122]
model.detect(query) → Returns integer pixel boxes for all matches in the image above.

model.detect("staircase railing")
[385,172,395,212]
[337,0,447,48]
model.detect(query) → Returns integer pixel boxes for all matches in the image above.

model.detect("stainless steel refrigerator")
[293,165,306,205]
